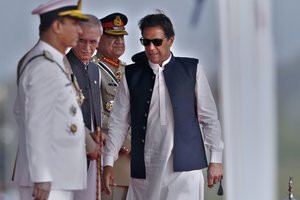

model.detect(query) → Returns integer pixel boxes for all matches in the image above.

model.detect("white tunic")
[103,56,223,200]
[13,40,87,190]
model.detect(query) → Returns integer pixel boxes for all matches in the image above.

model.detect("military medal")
[69,124,77,134]
[76,89,85,106]
[115,70,122,83]
[105,100,114,112]
[63,59,85,106]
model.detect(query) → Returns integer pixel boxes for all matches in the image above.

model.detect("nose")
[115,36,124,43]
[83,41,91,49]
[147,42,156,50]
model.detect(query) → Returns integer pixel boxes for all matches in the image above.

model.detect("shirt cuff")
[103,155,114,167]
[210,151,223,163]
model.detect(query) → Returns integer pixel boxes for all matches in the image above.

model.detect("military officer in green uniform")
[92,12,130,200]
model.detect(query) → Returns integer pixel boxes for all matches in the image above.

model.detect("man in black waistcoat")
[66,14,103,200]
[102,12,224,200]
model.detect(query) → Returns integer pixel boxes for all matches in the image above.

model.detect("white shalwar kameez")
[103,56,223,200]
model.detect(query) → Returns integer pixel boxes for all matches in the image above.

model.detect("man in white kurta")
[102,12,223,200]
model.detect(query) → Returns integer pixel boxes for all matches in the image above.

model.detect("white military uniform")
[13,40,87,199]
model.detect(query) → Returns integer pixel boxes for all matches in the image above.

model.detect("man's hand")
[32,182,51,200]
[100,132,107,148]
[101,166,115,196]
[118,146,130,158]
[87,144,101,160]
[87,129,108,160]
[207,163,223,188]
[91,130,107,148]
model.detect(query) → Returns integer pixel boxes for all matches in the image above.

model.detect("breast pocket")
[104,84,117,96]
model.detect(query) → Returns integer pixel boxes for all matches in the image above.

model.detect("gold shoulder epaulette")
[43,50,54,62]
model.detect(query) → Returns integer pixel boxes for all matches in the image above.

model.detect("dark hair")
[138,11,175,39]
[39,11,66,36]
[39,15,57,35]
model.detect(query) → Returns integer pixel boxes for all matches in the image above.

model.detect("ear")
[168,36,175,47]
[51,19,63,34]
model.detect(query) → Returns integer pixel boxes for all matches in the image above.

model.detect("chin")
[149,58,158,64]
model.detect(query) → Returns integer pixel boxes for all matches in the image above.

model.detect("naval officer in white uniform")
[13,1,89,199]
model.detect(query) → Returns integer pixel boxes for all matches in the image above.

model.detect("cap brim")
[104,29,128,36]
[58,10,89,20]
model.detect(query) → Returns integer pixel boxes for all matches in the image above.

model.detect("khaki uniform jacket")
[92,54,130,186]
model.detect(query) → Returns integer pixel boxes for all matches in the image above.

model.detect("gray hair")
[80,14,103,33]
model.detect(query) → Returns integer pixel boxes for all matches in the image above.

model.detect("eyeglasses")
[140,37,167,46]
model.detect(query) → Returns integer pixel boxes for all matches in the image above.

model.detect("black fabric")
[125,56,207,179]
[67,50,101,130]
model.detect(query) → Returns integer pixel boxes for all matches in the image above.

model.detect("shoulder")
[125,62,145,73]
[125,62,153,81]
[24,52,62,82]
[89,61,99,69]
[174,57,199,65]
[25,51,56,71]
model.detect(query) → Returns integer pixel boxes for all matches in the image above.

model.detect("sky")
[0,0,221,198]
[1,0,300,199]
[1,0,300,81]
[0,0,219,83]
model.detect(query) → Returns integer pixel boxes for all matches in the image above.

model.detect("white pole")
[217,0,277,199]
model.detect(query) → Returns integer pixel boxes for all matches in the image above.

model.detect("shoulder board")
[43,50,54,62]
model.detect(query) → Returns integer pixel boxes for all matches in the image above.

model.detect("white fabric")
[103,56,223,200]
[13,40,87,190]
[19,186,74,200]
[74,160,100,200]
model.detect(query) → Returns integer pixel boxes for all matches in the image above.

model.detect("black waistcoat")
[67,50,101,130]
[126,56,208,179]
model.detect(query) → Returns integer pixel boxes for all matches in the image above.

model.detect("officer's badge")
[114,16,122,26]
[105,100,114,112]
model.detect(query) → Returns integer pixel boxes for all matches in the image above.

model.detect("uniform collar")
[38,39,65,67]
[96,53,121,68]
[149,54,172,74]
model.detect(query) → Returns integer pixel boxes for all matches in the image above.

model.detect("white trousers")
[19,186,74,200]
[74,160,99,200]
[126,170,204,200]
